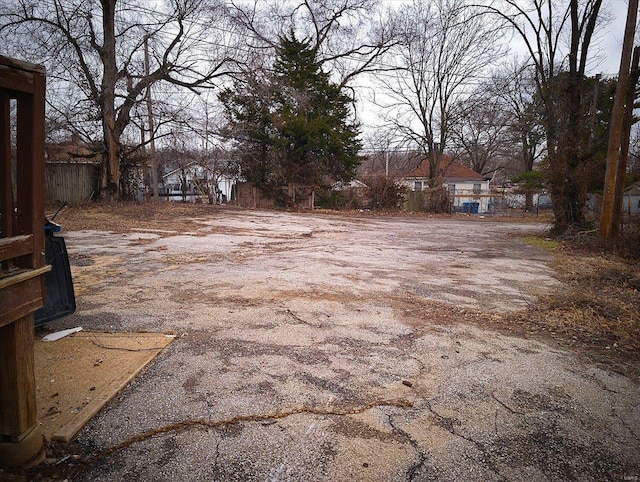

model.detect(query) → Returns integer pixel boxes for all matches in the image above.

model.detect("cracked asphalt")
[41,209,640,481]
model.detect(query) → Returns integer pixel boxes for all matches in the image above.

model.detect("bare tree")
[489,61,547,210]
[121,82,199,199]
[448,61,545,197]
[187,95,239,204]
[374,0,504,211]
[491,62,545,176]
[483,0,605,233]
[228,0,398,89]
[0,0,241,200]
[449,90,513,178]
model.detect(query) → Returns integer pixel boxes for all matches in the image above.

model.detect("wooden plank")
[0,55,46,76]
[0,235,34,263]
[31,72,46,269]
[0,93,13,237]
[37,333,174,442]
[0,56,44,94]
[0,265,51,291]
[16,93,35,245]
[0,299,43,330]
[0,268,49,328]
[29,73,46,268]
[0,316,38,437]
[0,65,35,94]
[0,55,46,462]
[15,71,46,268]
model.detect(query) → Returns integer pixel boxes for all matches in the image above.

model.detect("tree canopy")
[0,0,239,200]
[220,31,362,205]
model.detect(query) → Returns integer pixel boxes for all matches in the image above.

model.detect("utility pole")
[385,150,389,177]
[144,35,159,202]
[600,0,638,238]
[613,46,640,230]
[588,74,601,150]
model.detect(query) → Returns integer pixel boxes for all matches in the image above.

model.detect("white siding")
[448,180,491,214]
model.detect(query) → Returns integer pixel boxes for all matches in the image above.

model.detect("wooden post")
[0,55,48,467]
[612,46,640,234]
[600,0,638,238]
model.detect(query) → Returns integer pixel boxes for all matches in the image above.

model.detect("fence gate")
[0,55,48,467]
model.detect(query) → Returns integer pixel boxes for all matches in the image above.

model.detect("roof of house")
[45,136,100,164]
[163,161,199,179]
[333,179,368,190]
[404,157,486,182]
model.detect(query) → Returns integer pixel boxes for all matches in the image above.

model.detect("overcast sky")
[598,0,634,77]
[495,0,631,77]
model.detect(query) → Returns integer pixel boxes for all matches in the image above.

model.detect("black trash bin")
[34,220,76,326]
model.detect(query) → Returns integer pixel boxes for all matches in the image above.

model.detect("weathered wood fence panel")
[405,191,424,212]
[236,182,313,209]
[45,162,99,203]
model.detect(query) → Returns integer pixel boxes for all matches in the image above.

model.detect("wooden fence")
[236,182,314,209]
[45,161,99,203]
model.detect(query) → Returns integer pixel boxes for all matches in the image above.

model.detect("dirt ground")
[7,203,640,481]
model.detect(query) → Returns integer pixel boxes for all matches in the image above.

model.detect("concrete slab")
[27,210,640,481]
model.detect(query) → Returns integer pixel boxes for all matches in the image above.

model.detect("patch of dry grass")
[395,237,640,363]
[518,250,640,354]
[521,235,559,251]
[48,201,227,234]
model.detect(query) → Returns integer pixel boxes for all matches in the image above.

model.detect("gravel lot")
[33,208,640,481]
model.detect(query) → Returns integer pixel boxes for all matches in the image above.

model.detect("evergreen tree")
[219,72,280,188]
[220,31,362,204]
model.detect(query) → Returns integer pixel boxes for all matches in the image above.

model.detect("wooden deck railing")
[0,54,48,466]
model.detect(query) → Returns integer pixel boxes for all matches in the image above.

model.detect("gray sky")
[598,0,633,77]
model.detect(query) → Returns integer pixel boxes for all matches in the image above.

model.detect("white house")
[502,191,553,209]
[162,160,237,203]
[399,157,492,213]
[589,182,640,216]
[623,182,640,215]
[332,179,368,192]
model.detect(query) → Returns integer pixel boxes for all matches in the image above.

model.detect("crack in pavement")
[385,413,428,482]
[424,400,508,481]
[490,390,525,415]
[86,399,413,463]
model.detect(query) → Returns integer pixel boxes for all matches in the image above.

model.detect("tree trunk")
[144,36,159,203]
[99,0,120,201]
[522,133,534,211]
[563,1,585,230]
[547,0,602,234]
[525,192,534,211]
[543,83,571,233]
